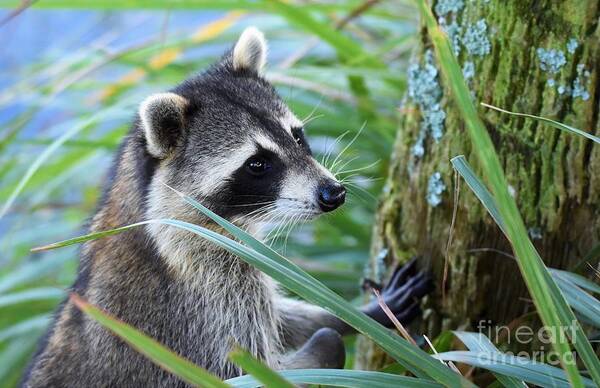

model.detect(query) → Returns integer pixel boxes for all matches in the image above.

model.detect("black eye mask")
[210,147,284,219]
[291,127,311,154]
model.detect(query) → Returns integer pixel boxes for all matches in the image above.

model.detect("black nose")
[318,181,346,212]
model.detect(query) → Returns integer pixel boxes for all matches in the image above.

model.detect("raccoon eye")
[246,156,271,176]
[291,127,304,146]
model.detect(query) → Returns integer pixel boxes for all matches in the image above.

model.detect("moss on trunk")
[356,0,600,372]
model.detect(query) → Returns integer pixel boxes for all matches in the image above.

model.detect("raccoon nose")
[318,181,346,212]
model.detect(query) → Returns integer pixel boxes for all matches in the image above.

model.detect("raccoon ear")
[139,92,189,159]
[232,26,268,73]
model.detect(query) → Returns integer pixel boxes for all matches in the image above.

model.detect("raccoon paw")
[362,258,432,328]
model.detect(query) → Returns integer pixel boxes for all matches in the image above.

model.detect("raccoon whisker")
[285,212,307,249]
[345,182,377,201]
[332,156,357,177]
[333,155,360,178]
[302,114,325,125]
[321,130,349,169]
[247,204,277,217]
[240,204,279,225]
[252,200,309,219]
[271,211,293,240]
[224,200,277,208]
[270,209,304,246]
[230,196,304,204]
[260,205,284,220]
[321,131,350,168]
[246,204,312,251]
[233,207,266,223]
[281,213,302,255]
[342,176,382,186]
[301,113,324,127]
[238,208,277,226]
[239,214,262,227]
[330,122,366,172]
[262,209,288,243]
[276,214,294,253]
[265,222,285,247]
[237,213,267,229]
[339,173,381,185]
[232,194,277,199]
[300,108,325,126]
[252,208,281,227]
[336,159,380,176]
[279,197,308,204]
[322,141,338,169]
[320,142,334,169]
[233,204,279,227]
[301,95,324,125]
[286,215,309,252]
[338,173,361,183]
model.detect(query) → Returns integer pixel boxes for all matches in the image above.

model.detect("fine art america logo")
[476,320,598,366]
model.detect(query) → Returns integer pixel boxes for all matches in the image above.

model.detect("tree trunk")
[356,0,600,372]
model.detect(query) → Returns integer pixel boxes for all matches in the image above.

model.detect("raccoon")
[22,27,430,387]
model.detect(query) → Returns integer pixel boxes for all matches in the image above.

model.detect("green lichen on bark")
[356,0,600,371]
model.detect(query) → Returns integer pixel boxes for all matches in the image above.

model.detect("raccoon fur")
[22,27,430,387]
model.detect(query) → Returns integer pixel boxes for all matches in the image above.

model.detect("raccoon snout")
[317,180,346,212]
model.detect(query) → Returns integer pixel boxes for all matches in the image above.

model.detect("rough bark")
[356,0,600,372]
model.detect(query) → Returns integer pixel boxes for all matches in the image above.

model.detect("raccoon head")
[139,27,345,270]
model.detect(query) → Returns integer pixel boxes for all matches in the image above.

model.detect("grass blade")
[0,254,73,294]
[70,294,229,388]
[452,332,525,388]
[0,315,50,342]
[228,347,294,388]
[553,275,600,327]
[226,369,442,388]
[434,351,595,388]
[30,222,148,252]
[550,269,600,295]
[0,287,64,308]
[481,103,600,145]
[449,156,506,234]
